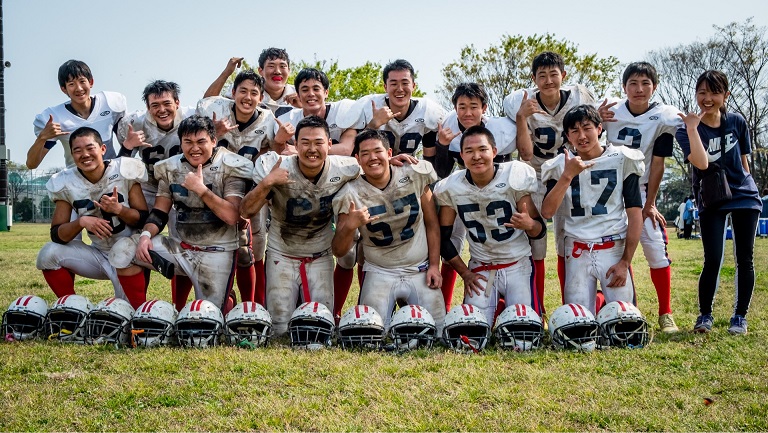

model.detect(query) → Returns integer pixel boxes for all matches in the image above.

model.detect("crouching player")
[332,129,445,333]
[37,127,149,308]
[109,115,253,311]
[541,105,643,314]
[433,125,545,325]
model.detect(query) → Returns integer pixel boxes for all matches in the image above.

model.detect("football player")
[109,115,253,312]
[240,116,361,336]
[540,105,643,315]
[504,51,596,315]
[597,62,682,332]
[27,60,126,169]
[434,125,545,325]
[36,127,149,308]
[332,129,445,334]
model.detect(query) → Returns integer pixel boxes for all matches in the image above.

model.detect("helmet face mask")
[85,298,134,347]
[337,305,385,350]
[131,300,177,348]
[225,302,273,348]
[389,305,437,350]
[289,302,335,349]
[493,304,544,351]
[45,295,94,343]
[549,303,599,352]
[443,304,491,353]
[596,301,651,349]
[2,295,49,341]
[175,300,224,348]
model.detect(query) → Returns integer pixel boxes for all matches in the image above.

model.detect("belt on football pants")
[285,250,329,303]
[571,241,615,258]
[180,241,225,252]
[471,260,519,298]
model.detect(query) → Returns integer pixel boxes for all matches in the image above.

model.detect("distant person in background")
[683,196,695,239]
[761,188,768,218]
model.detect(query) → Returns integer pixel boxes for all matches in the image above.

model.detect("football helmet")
[2,295,49,341]
[443,304,491,352]
[337,305,385,350]
[288,302,335,349]
[493,304,544,351]
[46,294,94,343]
[85,297,135,346]
[131,300,178,348]
[549,303,599,352]
[389,304,437,350]
[596,301,651,348]
[225,302,273,348]
[175,299,224,348]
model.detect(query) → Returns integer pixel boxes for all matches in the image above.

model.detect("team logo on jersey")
[607,153,618,157]
[100,111,111,116]
[649,116,659,120]
[254,130,264,135]
[495,182,507,188]
[415,118,425,123]
[209,166,220,171]
[330,176,341,182]
[329,123,338,128]
[398,176,410,184]
[109,174,119,180]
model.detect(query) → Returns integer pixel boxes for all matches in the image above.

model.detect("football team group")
[1,46,760,351]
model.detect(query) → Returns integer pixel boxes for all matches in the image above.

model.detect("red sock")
[172,275,193,312]
[493,298,506,325]
[254,259,266,306]
[223,290,236,316]
[440,262,458,312]
[557,255,566,303]
[236,264,256,303]
[596,290,606,313]
[333,265,354,319]
[650,266,672,315]
[42,268,76,298]
[533,259,545,314]
[118,272,147,309]
[357,264,365,289]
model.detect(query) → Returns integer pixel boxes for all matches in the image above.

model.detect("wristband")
[140,230,152,239]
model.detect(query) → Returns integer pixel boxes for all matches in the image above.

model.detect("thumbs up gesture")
[263,156,293,187]
[182,164,208,197]
[505,200,536,231]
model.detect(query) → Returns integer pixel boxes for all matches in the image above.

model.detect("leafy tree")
[15,197,34,222]
[438,33,621,115]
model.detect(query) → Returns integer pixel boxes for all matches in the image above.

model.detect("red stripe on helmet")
[576,304,587,316]
[355,305,361,319]
[192,300,202,311]
[312,302,319,313]
[58,295,71,305]
[618,301,627,311]
[106,297,116,306]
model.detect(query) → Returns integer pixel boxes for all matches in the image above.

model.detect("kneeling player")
[541,105,643,314]
[36,127,149,308]
[332,129,445,334]
[434,125,545,325]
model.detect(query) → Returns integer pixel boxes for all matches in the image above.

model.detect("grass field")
[0,223,766,431]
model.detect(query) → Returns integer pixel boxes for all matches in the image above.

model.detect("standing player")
[240,116,360,336]
[598,62,682,332]
[332,129,445,334]
[27,60,126,169]
[504,51,596,315]
[540,105,644,314]
[434,125,545,325]
[109,115,253,312]
[36,127,149,308]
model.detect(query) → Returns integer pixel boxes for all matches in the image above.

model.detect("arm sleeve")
[622,174,642,208]
[675,127,691,159]
[652,133,674,157]
[421,130,437,149]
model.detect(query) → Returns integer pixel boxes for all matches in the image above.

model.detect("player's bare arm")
[505,196,544,239]
[643,156,667,229]
[541,151,593,219]
[439,205,486,297]
[329,128,356,156]
[678,111,709,170]
[606,206,642,287]
[514,90,545,161]
[182,164,241,226]
[203,57,244,98]
[240,156,292,219]
[93,184,147,228]
[331,202,377,258]
[26,114,68,169]
[421,187,442,290]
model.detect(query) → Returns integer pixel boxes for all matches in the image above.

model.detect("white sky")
[4,0,766,169]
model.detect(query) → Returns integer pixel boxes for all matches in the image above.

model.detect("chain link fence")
[8,168,59,223]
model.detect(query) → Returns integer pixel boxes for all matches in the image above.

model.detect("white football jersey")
[441,111,518,156]
[154,148,253,251]
[253,152,361,256]
[504,85,596,173]
[434,161,538,263]
[352,94,447,155]
[34,91,127,168]
[333,161,437,271]
[541,145,645,242]
[276,99,360,144]
[602,99,682,184]
[46,157,147,252]
[262,84,297,117]
[196,96,276,162]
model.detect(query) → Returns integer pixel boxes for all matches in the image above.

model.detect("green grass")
[1,223,767,431]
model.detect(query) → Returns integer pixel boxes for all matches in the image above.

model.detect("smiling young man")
[540,105,644,315]
[597,62,683,332]
[240,116,361,336]
[28,60,127,169]
[331,129,445,334]
[36,127,149,308]
[433,125,545,326]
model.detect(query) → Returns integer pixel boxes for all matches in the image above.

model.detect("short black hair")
[295,115,330,141]
[352,129,390,156]
[58,60,92,88]
[258,48,290,69]
[69,126,102,149]
[531,51,565,76]
[622,62,659,86]
[177,115,216,142]
[142,80,180,105]
[383,59,415,82]
[563,105,602,133]
[460,125,496,151]
[452,83,488,107]
[294,68,330,91]
[233,69,265,93]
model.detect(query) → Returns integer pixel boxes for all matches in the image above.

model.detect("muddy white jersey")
[46,157,147,251]
[541,145,644,242]
[34,91,127,168]
[253,152,361,256]
[504,85,596,173]
[441,111,518,156]
[262,84,297,117]
[276,99,360,145]
[196,96,275,162]
[155,148,252,251]
[333,161,437,270]
[352,94,446,155]
[434,161,538,263]
[602,99,682,185]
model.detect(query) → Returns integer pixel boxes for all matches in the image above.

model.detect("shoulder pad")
[506,161,537,192]
[117,110,147,142]
[118,157,149,182]
[253,151,282,183]
[221,151,255,178]
[46,170,73,196]
[180,106,196,119]
[351,94,382,126]
[660,104,684,127]
[570,84,596,105]
[486,116,517,155]
[419,98,447,130]
[152,156,178,182]
[332,183,353,215]
[502,89,528,119]
[334,99,365,130]
[540,154,565,183]
[196,96,233,120]
[277,107,302,125]
[330,155,362,179]
[102,91,128,113]
[619,146,645,162]
[412,159,436,176]
[33,108,56,133]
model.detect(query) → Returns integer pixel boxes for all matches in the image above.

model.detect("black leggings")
[698,208,760,316]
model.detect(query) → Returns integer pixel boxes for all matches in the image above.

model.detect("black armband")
[424,154,436,167]
[433,143,456,179]
[528,215,547,240]
[117,145,132,158]
[130,210,150,229]
[146,209,169,233]
[440,225,459,261]
[50,224,67,245]
[421,130,438,149]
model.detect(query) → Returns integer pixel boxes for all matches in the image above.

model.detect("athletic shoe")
[658,313,679,333]
[727,315,748,335]
[693,314,714,333]
[148,250,175,279]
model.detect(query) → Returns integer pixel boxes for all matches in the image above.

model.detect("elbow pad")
[50,224,67,245]
[130,210,150,229]
[528,215,547,240]
[146,209,169,233]
[440,225,459,261]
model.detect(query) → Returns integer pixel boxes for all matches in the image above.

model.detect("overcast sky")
[4,0,766,169]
